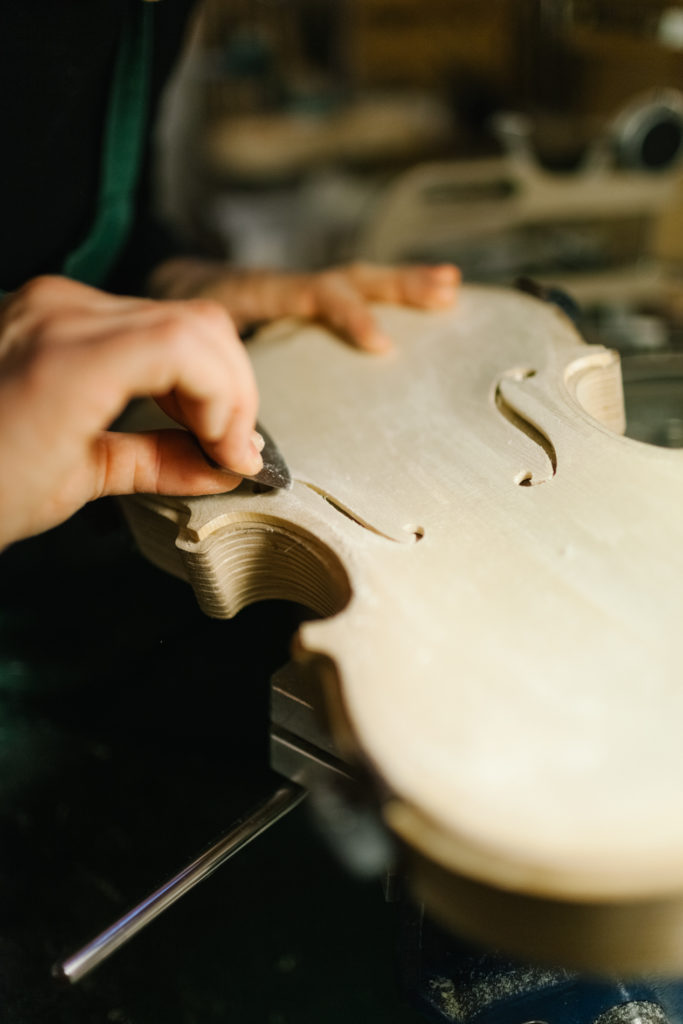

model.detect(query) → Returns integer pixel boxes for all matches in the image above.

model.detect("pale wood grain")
[120,285,683,970]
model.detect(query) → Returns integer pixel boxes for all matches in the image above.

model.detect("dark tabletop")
[0,501,425,1024]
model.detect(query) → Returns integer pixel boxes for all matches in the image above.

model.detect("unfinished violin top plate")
[120,286,683,972]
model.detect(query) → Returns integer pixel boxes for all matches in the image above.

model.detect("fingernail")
[368,333,393,353]
[243,442,264,476]
[251,429,265,452]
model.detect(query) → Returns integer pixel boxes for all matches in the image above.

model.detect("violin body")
[120,286,683,973]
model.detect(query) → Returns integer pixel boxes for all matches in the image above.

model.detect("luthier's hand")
[148,259,460,353]
[0,276,262,549]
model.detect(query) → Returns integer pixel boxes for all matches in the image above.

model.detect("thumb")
[93,429,244,498]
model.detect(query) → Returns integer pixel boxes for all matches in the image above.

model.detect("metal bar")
[270,724,353,789]
[54,782,306,984]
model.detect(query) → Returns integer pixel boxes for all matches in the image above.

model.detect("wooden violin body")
[120,286,683,973]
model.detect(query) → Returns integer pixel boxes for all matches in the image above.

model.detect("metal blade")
[247,421,292,490]
[202,421,292,491]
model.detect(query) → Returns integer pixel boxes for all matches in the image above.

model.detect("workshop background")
[4,2,683,1023]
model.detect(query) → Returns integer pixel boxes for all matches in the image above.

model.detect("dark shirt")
[0,0,197,295]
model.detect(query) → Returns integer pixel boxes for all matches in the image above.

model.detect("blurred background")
[154,0,683,447]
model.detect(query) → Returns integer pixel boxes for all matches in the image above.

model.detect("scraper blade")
[248,421,292,490]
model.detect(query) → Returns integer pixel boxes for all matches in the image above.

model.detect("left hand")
[148,260,460,353]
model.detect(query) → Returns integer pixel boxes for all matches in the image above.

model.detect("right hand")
[0,275,263,549]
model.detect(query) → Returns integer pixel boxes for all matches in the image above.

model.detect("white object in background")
[659,7,683,48]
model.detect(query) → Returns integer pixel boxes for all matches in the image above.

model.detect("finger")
[315,273,393,353]
[159,392,264,475]
[91,429,244,499]
[202,399,263,472]
[154,390,183,425]
[346,262,460,309]
[0,277,151,351]
[151,301,262,472]
[70,305,262,474]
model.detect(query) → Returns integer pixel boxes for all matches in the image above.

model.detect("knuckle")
[6,276,85,347]
[18,274,77,309]
[149,310,191,354]
[188,297,229,325]
[154,300,234,354]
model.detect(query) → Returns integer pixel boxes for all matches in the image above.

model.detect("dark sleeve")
[104,159,196,297]
[0,1,202,295]
[106,0,202,297]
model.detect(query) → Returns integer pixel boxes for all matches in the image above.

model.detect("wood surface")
[120,286,683,972]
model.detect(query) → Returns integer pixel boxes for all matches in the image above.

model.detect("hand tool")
[247,421,292,490]
[201,420,291,490]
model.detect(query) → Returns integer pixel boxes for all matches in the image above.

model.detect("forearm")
[147,258,316,333]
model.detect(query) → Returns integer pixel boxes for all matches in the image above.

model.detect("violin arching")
[120,286,683,972]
